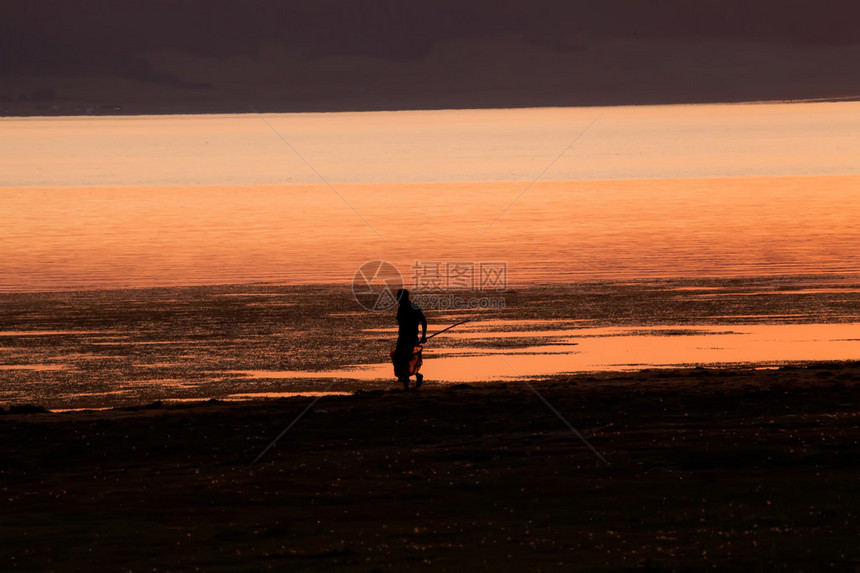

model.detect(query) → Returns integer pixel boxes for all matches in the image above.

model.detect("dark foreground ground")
[1,363,858,571]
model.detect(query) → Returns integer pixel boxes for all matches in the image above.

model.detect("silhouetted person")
[391,288,427,390]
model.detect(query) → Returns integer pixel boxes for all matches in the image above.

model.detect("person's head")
[396,288,409,303]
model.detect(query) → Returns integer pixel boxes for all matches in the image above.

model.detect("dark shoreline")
[4,95,860,119]
[2,362,858,570]
[0,359,856,415]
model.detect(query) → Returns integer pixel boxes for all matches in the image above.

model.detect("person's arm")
[419,309,427,343]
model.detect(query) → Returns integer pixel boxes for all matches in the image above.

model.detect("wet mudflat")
[1,277,859,409]
[1,364,858,571]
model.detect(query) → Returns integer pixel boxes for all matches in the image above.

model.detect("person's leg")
[414,372,423,389]
[394,340,411,390]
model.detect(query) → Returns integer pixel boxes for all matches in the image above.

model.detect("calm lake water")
[2,102,860,291]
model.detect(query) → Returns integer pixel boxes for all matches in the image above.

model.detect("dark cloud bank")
[2,0,860,115]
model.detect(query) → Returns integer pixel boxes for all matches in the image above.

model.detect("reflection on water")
[224,392,350,399]
[226,370,343,380]
[1,262,858,409]
[2,101,860,291]
[3,176,860,290]
[157,392,350,403]
[228,323,860,383]
[693,290,860,297]
[4,103,859,187]
[50,407,113,413]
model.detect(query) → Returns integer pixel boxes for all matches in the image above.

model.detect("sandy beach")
[2,362,858,571]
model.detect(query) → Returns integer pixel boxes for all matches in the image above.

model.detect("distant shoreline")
[3,94,860,119]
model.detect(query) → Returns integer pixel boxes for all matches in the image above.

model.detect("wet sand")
[2,279,860,409]
[0,276,860,409]
[2,363,858,571]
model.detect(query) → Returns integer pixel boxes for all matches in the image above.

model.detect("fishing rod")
[425,319,471,341]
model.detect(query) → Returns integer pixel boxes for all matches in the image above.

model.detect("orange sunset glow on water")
[2,102,859,290]
[1,176,859,290]
[2,101,859,395]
